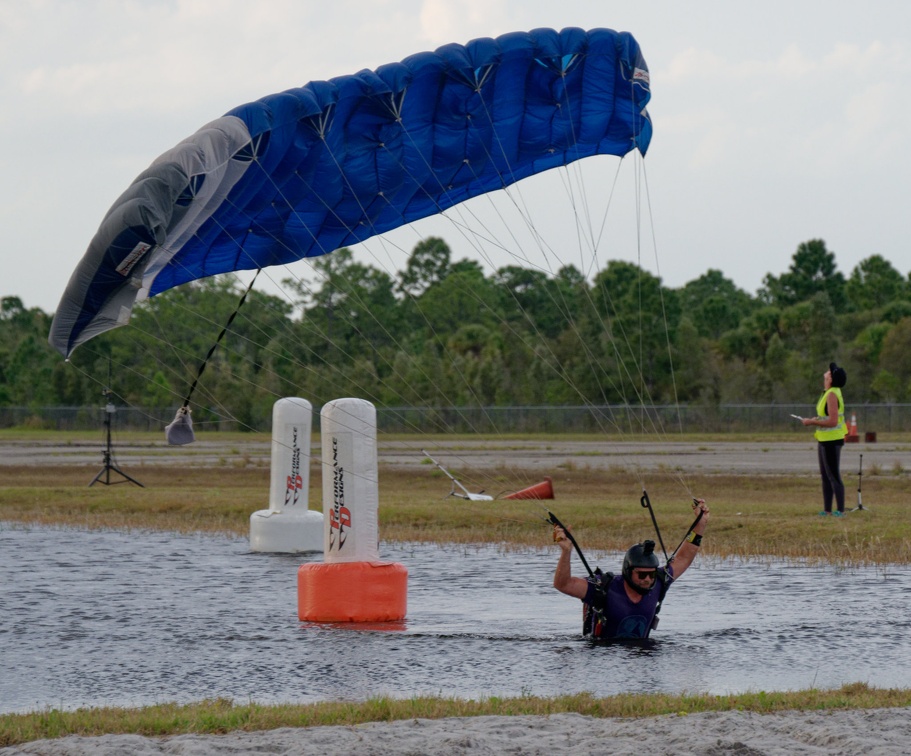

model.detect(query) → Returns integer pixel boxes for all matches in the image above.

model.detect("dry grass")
[382,466,910,564]
[0,458,908,564]
[0,465,268,535]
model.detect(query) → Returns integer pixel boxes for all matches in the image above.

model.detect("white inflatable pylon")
[250,397,323,553]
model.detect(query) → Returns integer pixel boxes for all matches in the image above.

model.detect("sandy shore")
[5,708,911,755]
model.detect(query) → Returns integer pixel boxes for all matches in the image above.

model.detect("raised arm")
[552,525,590,599]
[669,500,709,579]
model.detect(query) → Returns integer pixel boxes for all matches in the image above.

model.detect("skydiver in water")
[552,500,709,641]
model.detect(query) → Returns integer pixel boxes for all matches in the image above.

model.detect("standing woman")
[802,362,848,516]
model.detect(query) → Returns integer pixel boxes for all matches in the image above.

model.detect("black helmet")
[622,540,660,594]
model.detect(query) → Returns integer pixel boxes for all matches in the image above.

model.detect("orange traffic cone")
[846,413,859,443]
[503,476,554,500]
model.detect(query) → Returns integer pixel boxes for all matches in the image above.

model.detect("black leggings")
[817,440,845,513]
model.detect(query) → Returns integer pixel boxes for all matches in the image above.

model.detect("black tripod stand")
[89,395,143,487]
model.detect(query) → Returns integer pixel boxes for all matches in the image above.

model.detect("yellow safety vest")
[814,387,846,442]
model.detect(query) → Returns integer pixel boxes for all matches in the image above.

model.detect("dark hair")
[829,362,847,388]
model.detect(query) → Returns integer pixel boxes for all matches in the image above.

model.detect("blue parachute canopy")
[50,27,651,357]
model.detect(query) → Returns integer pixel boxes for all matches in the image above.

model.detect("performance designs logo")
[115,241,152,277]
[328,436,351,551]
[284,426,303,506]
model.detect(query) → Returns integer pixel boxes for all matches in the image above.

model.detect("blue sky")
[3,0,911,313]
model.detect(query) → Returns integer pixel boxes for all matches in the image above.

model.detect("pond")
[2,523,909,714]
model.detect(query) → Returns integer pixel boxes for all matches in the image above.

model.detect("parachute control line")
[249,398,323,553]
[298,398,407,622]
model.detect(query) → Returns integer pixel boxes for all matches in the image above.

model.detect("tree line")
[2,237,910,430]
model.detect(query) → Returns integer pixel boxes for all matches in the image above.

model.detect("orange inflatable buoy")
[298,561,408,622]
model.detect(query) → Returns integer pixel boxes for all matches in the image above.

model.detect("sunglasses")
[633,570,657,581]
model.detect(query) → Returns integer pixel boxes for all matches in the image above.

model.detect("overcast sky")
[3,0,911,315]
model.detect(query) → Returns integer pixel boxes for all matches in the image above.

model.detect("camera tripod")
[89,399,143,487]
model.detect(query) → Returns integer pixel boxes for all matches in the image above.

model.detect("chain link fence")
[2,404,909,435]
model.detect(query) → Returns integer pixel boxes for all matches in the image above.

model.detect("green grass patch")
[1,683,908,747]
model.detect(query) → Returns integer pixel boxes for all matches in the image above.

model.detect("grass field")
[0,446,907,564]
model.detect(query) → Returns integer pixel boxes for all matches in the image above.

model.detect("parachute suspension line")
[305,60,655,493]
[641,489,706,564]
[383,104,650,430]
[293,144,522,455]
[526,77,669,442]
[636,153,646,436]
[169,155,491,443]
[172,148,536,496]
[284,97,676,502]
[274,128,565,469]
[367,141,634,447]
[473,73,696,500]
[347,96,672,487]
[621,79,695,497]
[264,122,608,495]
[459,63,678,451]
[548,72,690,449]
[642,161,685,437]
[176,268,261,414]
[583,157,626,278]
[61,355,169,428]
[589,158,680,442]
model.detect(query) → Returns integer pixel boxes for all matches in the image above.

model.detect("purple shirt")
[583,565,673,639]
